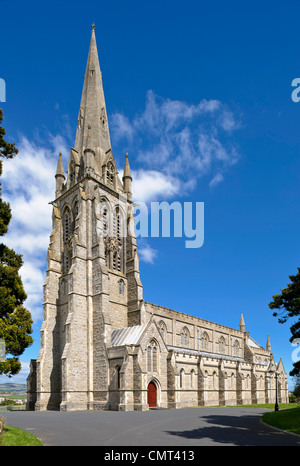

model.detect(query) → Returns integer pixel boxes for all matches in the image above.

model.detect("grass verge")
[232,403,300,410]
[262,406,300,436]
[1,425,43,446]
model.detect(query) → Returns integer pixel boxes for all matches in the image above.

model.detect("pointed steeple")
[239,312,245,332]
[74,24,111,160]
[123,153,132,200]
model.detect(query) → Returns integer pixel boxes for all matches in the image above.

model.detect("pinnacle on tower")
[266,334,271,352]
[239,312,245,332]
[123,152,132,200]
[55,152,65,196]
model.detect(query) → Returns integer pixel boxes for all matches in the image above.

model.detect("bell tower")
[33,25,145,411]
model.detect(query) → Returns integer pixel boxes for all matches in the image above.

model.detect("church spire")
[74,24,111,158]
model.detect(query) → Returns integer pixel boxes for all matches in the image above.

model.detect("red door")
[147,381,157,408]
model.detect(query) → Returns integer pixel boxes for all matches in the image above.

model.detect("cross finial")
[91,23,95,31]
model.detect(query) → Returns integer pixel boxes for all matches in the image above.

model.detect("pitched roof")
[111,324,148,347]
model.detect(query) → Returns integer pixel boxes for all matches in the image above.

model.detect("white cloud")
[209,172,224,188]
[132,169,181,203]
[138,244,158,264]
[111,90,241,190]
[1,133,69,323]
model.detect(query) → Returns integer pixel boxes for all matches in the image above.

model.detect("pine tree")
[269,267,300,376]
[0,109,33,377]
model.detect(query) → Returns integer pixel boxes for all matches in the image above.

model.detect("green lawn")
[232,403,300,410]
[1,425,43,446]
[262,406,300,435]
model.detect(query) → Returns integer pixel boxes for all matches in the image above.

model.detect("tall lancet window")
[147,340,158,373]
[101,204,109,267]
[112,208,124,273]
[63,207,72,273]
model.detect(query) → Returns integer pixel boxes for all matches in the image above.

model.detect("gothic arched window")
[159,321,167,341]
[218,337,225,354]
[147,340,158,373]
[119,279,124,295]
[212,371,217,389]
[180,369,185,389]
[63,207,71,243]
[233,340,239,356]
[202,332,209,350]
[181,327,189,347]
[63,207,72,273]
[190,370,195,388]
[112,208,124,273]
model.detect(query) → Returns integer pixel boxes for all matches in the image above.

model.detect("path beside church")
[3,407,300,446]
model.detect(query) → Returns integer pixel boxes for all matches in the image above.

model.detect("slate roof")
[111,324,148,347]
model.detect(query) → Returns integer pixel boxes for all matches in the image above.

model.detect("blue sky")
[1,0,300,388]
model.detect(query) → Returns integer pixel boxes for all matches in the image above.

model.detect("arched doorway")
[147,381,157,408]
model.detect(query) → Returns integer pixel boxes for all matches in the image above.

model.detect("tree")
[0,108,33,377]
[269,267,300,376]
[293,375,300,399]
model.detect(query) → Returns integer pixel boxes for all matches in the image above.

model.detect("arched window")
[218,337,225,354]
[181,327,189,347]
[102,206,108,236]
[112,208,124,273]
[106,161,114,187]
[119,279,124,295]
[212,371,217,389]
[233,340,239,356]
[147,345,152,372]
[63,207,71,243]
[100,200,110,266]
[190,370,195,388]
[246,374,250,389]
[63,207,72,272]
[147,340,158,373]
[153,347,157,372]
[159,321,167,341]
[180,369,185,389]
[202,332,209,350]
[231,373,235,389]
[116,366,121,389]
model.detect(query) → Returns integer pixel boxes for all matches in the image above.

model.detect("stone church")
[27,26,289,411]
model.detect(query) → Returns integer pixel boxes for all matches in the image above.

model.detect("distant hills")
[0,383,26,394]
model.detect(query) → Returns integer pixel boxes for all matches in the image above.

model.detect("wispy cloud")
[138,243,158,264]
[2,133,69,323]
[111,90,241,196]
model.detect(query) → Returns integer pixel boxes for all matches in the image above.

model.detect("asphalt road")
[3,407,300,447]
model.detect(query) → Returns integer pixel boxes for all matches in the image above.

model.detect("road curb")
[259,417,300,439]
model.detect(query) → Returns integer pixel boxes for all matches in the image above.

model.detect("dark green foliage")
[0,109,33,377]
[269,268,300,376]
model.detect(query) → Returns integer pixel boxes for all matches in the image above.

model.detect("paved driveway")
[3,407,300,447]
